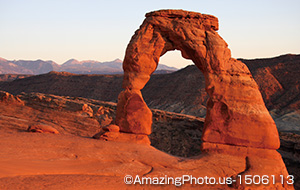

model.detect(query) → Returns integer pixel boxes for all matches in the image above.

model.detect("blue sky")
[0,0,299,68]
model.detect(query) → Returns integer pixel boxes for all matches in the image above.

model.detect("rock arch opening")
[143,49,207,157]
[142,50,207,117]
[159,49,193,69]
[115,9,280,153]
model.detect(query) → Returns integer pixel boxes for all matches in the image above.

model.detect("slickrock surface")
[0,91,296,189]
[0,91,205,157]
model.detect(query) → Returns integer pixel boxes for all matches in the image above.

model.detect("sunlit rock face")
[116,9,279,149]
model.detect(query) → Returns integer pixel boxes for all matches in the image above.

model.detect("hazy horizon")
[1,53,299,70]
[1,0,299,69]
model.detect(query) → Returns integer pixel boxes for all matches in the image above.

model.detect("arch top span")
[122,9,233,90]
[116,9,280,150]
[145,9,219,31]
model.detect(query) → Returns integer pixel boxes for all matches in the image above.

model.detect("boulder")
[27,125,59,134]
[96,106,114,127]
[102,124,120,132]
[93,131,150,145]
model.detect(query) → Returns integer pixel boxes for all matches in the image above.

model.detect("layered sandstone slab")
[116,9,280,149]
[0,128,293,190]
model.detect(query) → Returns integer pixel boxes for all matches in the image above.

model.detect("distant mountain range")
[0,57,178,75]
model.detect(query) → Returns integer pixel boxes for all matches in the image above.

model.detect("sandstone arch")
[115,9,279,149]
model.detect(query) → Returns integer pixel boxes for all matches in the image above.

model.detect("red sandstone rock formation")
[116,9,279,149]
[114,9,293,189]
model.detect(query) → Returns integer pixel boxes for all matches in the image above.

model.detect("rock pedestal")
[115,89,152,135]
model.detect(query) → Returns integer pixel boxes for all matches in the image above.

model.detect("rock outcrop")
[0,91,24,105]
